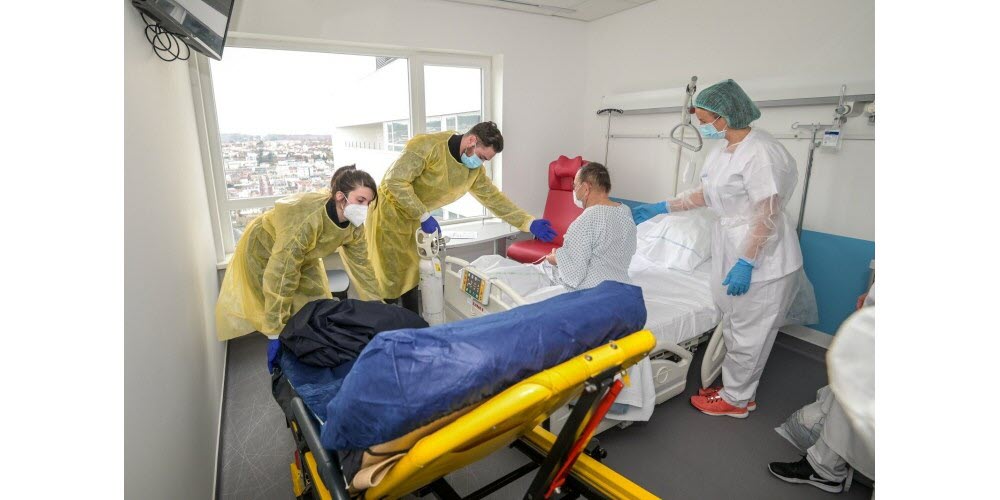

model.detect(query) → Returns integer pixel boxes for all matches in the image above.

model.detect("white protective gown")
[701,128,804,407]
[777,288,875,483]
[817,293,876,480]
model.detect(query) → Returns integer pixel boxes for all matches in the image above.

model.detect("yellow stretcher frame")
[291,330,660,500]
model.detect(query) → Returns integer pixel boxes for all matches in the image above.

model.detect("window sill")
[218,252,349,271]
[216,218,519,270]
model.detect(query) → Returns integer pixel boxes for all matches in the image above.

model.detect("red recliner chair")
[507,155,587,263]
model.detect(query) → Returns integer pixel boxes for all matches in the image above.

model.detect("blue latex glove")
[722,258,754,296]
[420,215,440,234]
[631,201,669,224]
[266,339,281,373]
[529,219,557,242]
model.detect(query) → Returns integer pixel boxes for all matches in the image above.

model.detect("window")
[424,65,486,222]
[193,42,493,258]
[230,207,269,241]
[384,120,410,152]
[425,117,444,134]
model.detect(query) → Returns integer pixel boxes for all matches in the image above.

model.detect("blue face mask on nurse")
[696,113,728,140]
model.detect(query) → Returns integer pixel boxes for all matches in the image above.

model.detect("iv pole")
[596,108,623,165]
[792,85,853,237]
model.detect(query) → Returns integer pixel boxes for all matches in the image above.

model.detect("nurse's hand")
[631,201,669,224]
[723,259,754,296]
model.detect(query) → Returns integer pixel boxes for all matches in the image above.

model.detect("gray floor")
[216,334,296,500]
[590,334,873,500]
[216,332,873,499]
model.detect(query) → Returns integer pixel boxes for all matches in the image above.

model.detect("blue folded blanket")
[320,281,646,450]
[277,350,354,423]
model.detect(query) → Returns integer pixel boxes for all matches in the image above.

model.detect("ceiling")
[439,0,654,22]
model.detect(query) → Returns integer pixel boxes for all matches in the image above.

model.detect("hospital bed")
[274,329,660,499]
[443,256,726,434]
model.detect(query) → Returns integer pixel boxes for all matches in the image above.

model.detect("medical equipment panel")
[460,267,492,305]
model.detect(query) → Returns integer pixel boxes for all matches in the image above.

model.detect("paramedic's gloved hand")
[266,339,281,373]
[530,219,557,242]
[722,258,754,296]
[420,214,441,234]
[632,201,669,224]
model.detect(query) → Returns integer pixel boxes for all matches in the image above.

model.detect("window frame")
[419,57,494,224]
[189,35,495,261]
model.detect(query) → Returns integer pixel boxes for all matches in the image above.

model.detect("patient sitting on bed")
[468,162,636,303]
[544,162,636,289]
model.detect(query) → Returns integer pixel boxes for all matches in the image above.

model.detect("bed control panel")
[461,267,492,306]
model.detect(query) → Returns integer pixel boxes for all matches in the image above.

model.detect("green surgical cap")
[694,79,761,129]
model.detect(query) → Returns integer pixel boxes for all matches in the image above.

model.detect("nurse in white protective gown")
[632,79,806,418]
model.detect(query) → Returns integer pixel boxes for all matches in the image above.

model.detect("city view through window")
[211,48,487,242]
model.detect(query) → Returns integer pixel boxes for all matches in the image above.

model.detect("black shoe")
[768,457,845,493]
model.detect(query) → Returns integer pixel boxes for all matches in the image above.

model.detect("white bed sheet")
[629,257,720,347]
[466,254,719,347]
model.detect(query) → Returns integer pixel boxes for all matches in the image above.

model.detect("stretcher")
[277,330,660,499]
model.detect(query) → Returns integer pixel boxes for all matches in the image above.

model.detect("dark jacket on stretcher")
[279,299,428,368]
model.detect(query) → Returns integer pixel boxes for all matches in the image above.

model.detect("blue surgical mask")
[697,117,727,139]
[461,152,483,169]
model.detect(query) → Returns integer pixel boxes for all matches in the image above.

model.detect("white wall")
[228,0,589,217]
[583,0,875,240]
[124,3,225,499]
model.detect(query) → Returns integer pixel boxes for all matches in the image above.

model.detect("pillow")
[633,209,715,272]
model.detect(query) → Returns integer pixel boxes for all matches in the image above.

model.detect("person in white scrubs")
[768,285,875,493]
[632,79,804,418]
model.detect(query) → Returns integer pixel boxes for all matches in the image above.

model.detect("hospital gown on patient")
[469,203,637,303]
[554,204,636,289]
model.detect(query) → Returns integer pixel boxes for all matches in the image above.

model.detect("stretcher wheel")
[585,439,607,461]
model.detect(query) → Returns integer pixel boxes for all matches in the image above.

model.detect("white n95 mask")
[573,190,585,209]
[343,203,368,227]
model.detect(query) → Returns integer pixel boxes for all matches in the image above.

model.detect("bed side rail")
[650,339,694,363]
[488,276,528,308]
[443,255,470,275]
[443,256,529,309]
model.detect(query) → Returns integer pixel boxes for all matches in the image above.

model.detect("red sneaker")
[697,387,757,411]
[690,393,749,418]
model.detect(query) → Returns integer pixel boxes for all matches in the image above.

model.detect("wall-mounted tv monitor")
[132,0,235,60]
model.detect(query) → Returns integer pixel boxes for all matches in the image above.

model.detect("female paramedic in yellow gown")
[215,165,383,346]
[632,79,805,419]
[365,121,556,311]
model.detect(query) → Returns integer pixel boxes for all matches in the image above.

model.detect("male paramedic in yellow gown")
[366,121,557,311]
